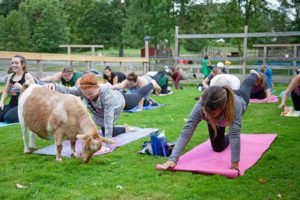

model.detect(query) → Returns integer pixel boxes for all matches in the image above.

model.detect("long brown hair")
[201,85,235,136]
[13,55,27,72]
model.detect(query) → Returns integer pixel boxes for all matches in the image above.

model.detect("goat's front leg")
[29,130,37,152]
[55,136,63,162]
[21,125,30,154]
[70,140,77,158]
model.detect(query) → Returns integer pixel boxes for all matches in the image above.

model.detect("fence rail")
[0,51,148,77]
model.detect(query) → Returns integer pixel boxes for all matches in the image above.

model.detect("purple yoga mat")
[156,134,277,178]
[33,127,158,157]
[250,95,278,103]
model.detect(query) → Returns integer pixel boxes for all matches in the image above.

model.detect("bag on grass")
[139,130,175,157]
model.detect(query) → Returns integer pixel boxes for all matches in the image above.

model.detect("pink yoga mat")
[156,134,277,178]
[250,95,278,103]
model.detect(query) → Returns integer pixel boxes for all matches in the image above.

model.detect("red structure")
[141,47,156,57]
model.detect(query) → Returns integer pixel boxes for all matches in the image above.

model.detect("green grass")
[0,84,299,199]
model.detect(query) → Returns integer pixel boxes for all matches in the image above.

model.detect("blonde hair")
[201,85,235,136]
[80,74,99,90]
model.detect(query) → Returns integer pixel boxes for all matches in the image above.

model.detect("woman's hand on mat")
[0,102,3,110]
[231,162,239,170]
[159,161,176,169]
[136,108,142,112]
[43,84,55,91]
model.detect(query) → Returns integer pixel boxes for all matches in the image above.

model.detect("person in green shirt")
[202,54,211,78]
[40,66,82,87]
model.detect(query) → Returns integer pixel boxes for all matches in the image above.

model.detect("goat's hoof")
[56,158,62,162]
[29,147,37,152]
[24,150,31,154]
[71,152,77,158]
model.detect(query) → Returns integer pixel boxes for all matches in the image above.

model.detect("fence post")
[120,62,124,72]
[293,45,297,68]
[174,26,179,65]
[37,60,43,77]
[145,40,149,74]
[242,25,248,80]
[91,47,96,56]
[263,46,267,64]
[67,46,72,66]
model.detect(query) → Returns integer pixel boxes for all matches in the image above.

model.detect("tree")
[0,0,24,16]
[20,0,69,52]
[0,10,30,51]
[124,0,176,48]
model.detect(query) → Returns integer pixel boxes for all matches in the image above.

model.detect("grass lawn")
[0,84,299,199]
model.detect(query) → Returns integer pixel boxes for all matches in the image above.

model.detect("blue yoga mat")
[125,104,166,113]
[0,122,18,127]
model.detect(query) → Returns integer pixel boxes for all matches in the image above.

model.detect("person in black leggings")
[0,55,35,123]
[159,70,264,170]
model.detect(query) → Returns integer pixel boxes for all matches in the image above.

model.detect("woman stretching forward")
[45,74,156,142]
[159,70,264,170]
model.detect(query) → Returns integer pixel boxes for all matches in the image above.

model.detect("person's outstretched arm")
[279,75,300,108]
[159,101,202,169]
[40,72,62,82]
[113,76,118,85]
[101,87,116,139]
[202,76,210,89]
[112,79,128,90]
[45,83,82,96]
[228,99,244,170]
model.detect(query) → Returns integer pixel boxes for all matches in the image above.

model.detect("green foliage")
[19,0,69,52]
[124,0,176,47]
[0,0,24,16]
[0,10,30,51]
[0,0,297,53]
[0,84,299,199]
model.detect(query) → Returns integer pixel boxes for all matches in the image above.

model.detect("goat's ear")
[77,134,89,139]
[102,137,115,144]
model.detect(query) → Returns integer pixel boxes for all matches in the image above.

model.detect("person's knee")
[212,145,225,152]
[4,114,19,123]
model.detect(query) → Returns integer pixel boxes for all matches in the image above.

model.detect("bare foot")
[151,80,161,95]
[124,124,137,132]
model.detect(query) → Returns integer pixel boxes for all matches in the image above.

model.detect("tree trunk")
[119,43,124,57]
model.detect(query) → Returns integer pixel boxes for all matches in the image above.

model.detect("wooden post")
[145,40,149,74]
[86,61,91,71]
[92,47,95,56]
[120,62,124,72]
[293,45,297,68]
[242,25,248,80]
[37,60,43,77]
[67,46,71,55]
[174,26,179,65]
[67,46,72,66]
[263,46,267,64]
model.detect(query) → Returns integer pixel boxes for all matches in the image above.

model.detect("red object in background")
[179,60,188,64]
[141,47,156,57]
